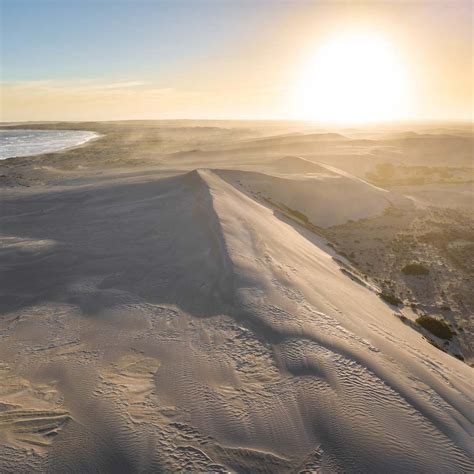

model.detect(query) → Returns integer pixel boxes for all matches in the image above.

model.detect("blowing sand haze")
[1,1,473,473]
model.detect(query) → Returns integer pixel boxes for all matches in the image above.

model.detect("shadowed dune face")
[0,171,236,318]
[0,160,473,472]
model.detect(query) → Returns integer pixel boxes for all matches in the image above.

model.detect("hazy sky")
[1,0,472,122]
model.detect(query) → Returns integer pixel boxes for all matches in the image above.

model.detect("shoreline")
[0,129,101,161]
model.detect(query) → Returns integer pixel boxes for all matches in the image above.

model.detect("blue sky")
[1,0,290,82]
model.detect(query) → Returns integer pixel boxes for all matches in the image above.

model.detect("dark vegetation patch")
[380,291,402,306]
[416,315,453,340]
[285,207,309,224]
[402,262,429,275]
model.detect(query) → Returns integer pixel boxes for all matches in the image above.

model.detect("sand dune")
[216,157,413,227]
[270,155,332,174]
[0,122,473,472]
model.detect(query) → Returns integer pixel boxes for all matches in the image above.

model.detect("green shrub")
[286,207,308,223]
[416,315,453,340]
[402,262,429,276]
[380,291,402,306]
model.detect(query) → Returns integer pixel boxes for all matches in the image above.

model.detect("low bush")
[380,291,402,306]
[402,262,429,276]
[416,315,453,340]
[286,207,309,223]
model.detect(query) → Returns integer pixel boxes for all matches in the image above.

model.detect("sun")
[294,31,409,123]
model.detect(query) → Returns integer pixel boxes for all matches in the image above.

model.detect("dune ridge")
[174,169,474,470]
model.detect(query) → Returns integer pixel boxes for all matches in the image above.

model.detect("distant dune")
[216,157,413,227]
[271,155,331,173]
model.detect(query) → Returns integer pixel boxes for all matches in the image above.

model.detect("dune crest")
[147,168,474,471]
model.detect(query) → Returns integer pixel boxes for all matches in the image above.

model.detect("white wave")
[0,129,98,160]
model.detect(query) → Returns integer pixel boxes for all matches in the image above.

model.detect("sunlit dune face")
[295,31,409,123]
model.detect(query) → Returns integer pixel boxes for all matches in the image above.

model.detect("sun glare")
[295,31,409,123]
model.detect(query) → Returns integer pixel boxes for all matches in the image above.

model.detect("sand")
[0,121,473,472]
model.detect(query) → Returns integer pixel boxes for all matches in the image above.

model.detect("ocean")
[0,129,98,160]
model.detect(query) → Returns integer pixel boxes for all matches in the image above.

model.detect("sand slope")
[216,157,413,227]
[0,165,472,472]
